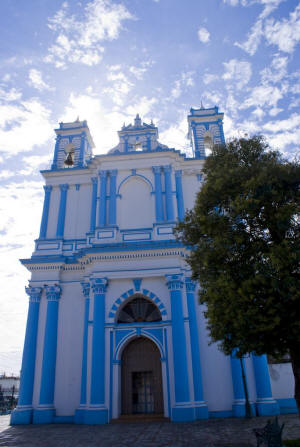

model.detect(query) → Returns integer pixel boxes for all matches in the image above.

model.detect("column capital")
[152,166,162,174]
[185,278,196,292]
[165,274,184,290]
[163,165,172,173]
[175,170,182,178]
[59,184,69,192]
[109,169,118,176]
[43,185,53,193]
[91,177,97,184]
[25,286,43,302]
[81,282,90,298]
[90,278,108,294]
[98,170,107,178]
[44,285,62,301]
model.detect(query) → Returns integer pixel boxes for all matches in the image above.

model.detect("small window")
[117,297,162,323]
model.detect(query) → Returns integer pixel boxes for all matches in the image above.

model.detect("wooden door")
[121,337,163,415]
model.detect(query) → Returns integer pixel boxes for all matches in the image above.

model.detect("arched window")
[117,296,162,323]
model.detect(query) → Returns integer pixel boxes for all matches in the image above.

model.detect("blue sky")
[0,0,299,374]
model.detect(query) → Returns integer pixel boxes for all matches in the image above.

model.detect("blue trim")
[164,328,171,417]
[276,398,298,414]
[21,240,185,265]
[167,275,190,403]
[56,184,69,238]
[153,167,164,222]
[157,226,173,235]
[252,354,280,416]
[164,166,174,221]
[97,230,114,239]
[90,281,106,406]
[123,232,151,241]
[51,135,61,170]
[36,242,60,250]
[39,186,52,238]
[90,178,98,232]
[186,282,206,406]
[109,331,113,420]
[17,299,41,407]
[109,171,117,225]
[98,172,107,227]
[39,300,59,407]
[79,297,90,405]
[175,171,184,221]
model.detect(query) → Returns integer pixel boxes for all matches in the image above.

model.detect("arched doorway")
[121,337,164,415]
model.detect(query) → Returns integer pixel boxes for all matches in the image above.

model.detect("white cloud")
[234,0,287,55]
[197,27,210,43]
[241,84,283,109]
[264,4,300,53]
[170,72,194,99]
[0,179,44,373]
[0,87,22,102]
[45,0,134,68]
[159,115,192,156]
[0,99,53,154]
[222,59,252,89]
[126,96,157,117]
[203,73,219,85]
[260,55,288,84]
[28,69,54,92]
[105,67,134,106]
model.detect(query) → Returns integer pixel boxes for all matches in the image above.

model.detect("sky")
[0,0,299,375]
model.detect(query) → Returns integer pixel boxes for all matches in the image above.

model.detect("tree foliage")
[175,136,300,410]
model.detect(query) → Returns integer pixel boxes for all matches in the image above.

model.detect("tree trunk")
[289,345,300,416]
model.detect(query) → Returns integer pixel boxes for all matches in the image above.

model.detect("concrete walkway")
[0,414,299,447]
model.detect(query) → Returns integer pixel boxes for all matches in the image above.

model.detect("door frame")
[111,332,170,419]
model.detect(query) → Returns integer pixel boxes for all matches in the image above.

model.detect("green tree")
[175,136,300,414]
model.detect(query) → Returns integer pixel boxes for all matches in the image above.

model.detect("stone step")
[111,413,170,424]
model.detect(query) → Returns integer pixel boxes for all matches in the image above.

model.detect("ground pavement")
[0,414,299,447]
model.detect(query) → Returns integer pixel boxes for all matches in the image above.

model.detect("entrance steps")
[111,414,170,423]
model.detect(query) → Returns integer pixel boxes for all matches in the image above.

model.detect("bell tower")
[51,119,95,170]
[187,106,225,159]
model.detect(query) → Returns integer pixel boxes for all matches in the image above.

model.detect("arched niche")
[118,176,154,229]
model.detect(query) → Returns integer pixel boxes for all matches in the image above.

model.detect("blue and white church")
[11,106,296,425]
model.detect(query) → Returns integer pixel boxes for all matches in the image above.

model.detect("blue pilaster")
[56,184,69,238]
[252,354,280,416]
[175,171,184,221]
[78,132,85,167]
[98,171,107,227]
[85,278,108,424]
[166,274,195,422]
[230,353,247,417]
[39,186,52,239]
[153,166,164,222]
[218,119,225,144]
[89,178,97,232]
[74,282,90,424]
[185,279,208,419]
[108,170,117,225]
[33,285,61,424]
[164,166,174,221]
[10,287,42,425]
[51,135,61,169]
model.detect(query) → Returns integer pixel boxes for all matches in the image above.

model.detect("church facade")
[11,107,296,425]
